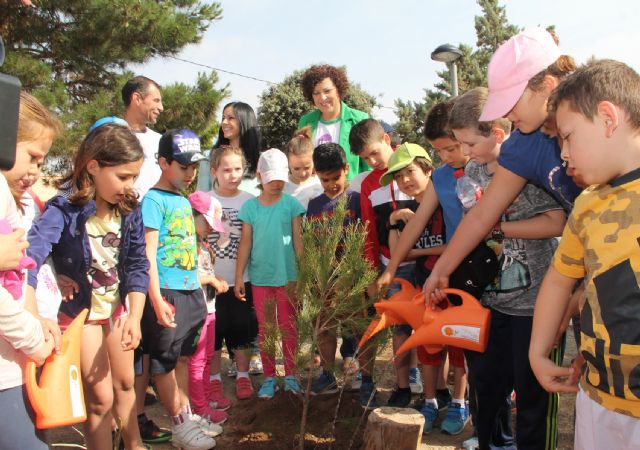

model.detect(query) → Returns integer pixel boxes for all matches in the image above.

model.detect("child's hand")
[57,274,79,301]
[0,229,29,271]
[423,271,450,308]
[121,317,141,351]
[366,281,379,301]
[212,278,229,294]
[390,208,415,225]
[234,282,246,301]
[153,297,176,328]
[39,317,62,354]
[530,354,579,393]
[376,270,394,293]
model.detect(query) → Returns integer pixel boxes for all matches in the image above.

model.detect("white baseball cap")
[257,148,289,184]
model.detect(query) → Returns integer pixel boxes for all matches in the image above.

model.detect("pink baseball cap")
[480,27,561,121]
[257,148,289,184]
[188,191,226,233]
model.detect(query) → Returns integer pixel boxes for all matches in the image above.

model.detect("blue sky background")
[133,0,639,124]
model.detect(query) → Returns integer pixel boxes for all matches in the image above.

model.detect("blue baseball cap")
[158,129,206,165]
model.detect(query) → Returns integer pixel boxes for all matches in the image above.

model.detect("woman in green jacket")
[298,65,369,180]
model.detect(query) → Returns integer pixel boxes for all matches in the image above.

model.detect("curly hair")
[300,64,349,103]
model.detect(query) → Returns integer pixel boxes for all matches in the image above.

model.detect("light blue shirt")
[238,194,305,286]
[432,164,463,242]
[141,188,200,290]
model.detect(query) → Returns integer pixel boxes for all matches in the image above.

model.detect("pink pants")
[252,285,297,377]
[188,312,215,413]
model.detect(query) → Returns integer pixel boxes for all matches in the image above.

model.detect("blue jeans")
[0,385,48,450]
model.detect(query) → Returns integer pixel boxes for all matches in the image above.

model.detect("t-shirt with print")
[314,119,341,147]
[197,239,216,314]
[553,168,640,418]
[284,176,324,210]
[86,213,121,320]
[141,188,199,290]
[497,129,581,212]
[238,194,305,287]
[206,190,254,286]
[468,163,563,315]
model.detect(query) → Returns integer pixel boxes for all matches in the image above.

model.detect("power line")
[161,53,398,112]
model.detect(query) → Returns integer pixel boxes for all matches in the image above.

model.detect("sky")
[133,0,640,125]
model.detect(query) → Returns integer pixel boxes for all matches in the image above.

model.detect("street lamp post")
[430,44,463,96]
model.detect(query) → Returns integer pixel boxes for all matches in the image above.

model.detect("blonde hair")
[210,146,247,188]
[18,91,63,143]
[286,125,314,157]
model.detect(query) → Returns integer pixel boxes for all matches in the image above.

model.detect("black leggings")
[215,282,258,352]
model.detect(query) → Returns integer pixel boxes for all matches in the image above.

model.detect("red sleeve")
[360,175,380,270]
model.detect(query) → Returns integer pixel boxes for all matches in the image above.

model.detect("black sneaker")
[436,388,452,411]
[138,416,172,444]
[359,380,380,410]
[387,387,412,408]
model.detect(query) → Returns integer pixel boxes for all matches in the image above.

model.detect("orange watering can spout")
[396,289,490,356]
[357,279,422,349]
[26,308,88,429]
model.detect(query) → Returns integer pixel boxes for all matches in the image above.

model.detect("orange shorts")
[417,345,465,368]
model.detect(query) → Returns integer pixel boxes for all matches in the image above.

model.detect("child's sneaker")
[386,387,412,407]
[235,376,254,400]
[310,371,338,395]
[440,401,469,435]
[172,417,216,450]
[409,367,423,394]
[283,375,302,394]
[190,413,223,437]
[462,435,479,450]
[138,415,172,444]
[348,370,362,391]
[419,402,439,434]
[258,377,279,399]
[436,388,452,411]
[359,380,380,410]
[208,380,232,411]
[198,405,228,426]
[226,361,237,378]
[249,357,263,375]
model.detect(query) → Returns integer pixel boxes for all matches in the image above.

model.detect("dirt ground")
[47,327,577,450]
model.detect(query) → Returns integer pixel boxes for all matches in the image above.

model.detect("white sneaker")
[172,418,216,449]
[190,413,223,437]
[249,357,263,375]
[409,367,423,394]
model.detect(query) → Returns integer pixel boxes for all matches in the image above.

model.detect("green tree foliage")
[394,0,521,146]
[2,0,226,156]
[258,68,377,150]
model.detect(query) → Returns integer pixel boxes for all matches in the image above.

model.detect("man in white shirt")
[122,76,164,199]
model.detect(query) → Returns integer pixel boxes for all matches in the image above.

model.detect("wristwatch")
[491,222,505,242]
[388,222,402,230]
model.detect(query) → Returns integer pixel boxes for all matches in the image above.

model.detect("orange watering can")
[26,308,88,429]
[357,279,422,349]
[396,288,490,355]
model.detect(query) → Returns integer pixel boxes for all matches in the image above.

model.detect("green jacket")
[298,101,369,180]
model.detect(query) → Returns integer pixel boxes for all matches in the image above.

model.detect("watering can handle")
[413,287,483,309]
[25,359,43,415]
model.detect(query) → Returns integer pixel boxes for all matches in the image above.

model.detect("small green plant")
[294,195,378,449]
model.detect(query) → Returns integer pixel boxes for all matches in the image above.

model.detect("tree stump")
[363,406,425,450]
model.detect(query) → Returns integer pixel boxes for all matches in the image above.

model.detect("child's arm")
[529,265,579,393]
[424,167,527,300]
[144,228,175,328]
[378,182,440,290]
[387,208,446,260]
[121,291,145,351]
[500,209,566,239]
[0,229,28,271]
[292,215,303,259]
[234,223,252,300]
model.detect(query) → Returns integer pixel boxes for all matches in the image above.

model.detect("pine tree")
[2,1,226,156]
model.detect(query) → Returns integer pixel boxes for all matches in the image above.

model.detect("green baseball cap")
[379,143,432,186]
